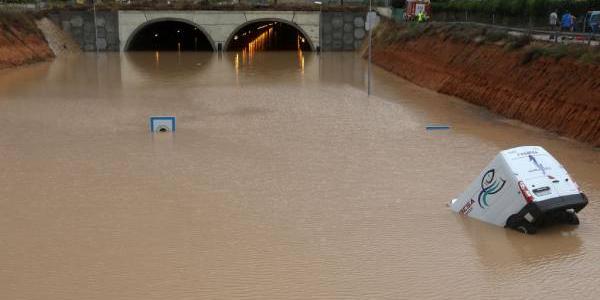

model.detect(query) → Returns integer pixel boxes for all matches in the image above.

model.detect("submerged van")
[449,146,588,234]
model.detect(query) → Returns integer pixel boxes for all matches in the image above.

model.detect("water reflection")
[318,52,366,87]
[455,215,583,269]
[298,49,305,75]
[0,61,51,95]
[0,53,123,98]
[227,51,314,83]
[124,52,212,81]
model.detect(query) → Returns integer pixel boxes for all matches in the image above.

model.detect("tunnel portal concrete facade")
[119,10,320,51]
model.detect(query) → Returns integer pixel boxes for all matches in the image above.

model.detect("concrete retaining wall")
[49,11,120,51]
[321,12,366,51]
[118,10,320,51]
[47,10,367,52]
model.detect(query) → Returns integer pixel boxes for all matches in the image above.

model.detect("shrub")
[505,34,532,50]
[484,29,509,42]
[431,0,600,17]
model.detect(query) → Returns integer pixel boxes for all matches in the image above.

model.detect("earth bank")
[0,13,54,70]
[368,21,600,147]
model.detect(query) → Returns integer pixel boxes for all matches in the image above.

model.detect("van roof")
[500,146,549,159]
[500,146,564,179]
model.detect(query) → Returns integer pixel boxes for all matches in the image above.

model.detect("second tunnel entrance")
[226,21,312,52]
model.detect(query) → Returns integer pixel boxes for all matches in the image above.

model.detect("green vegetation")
[523,43,600,64]
[374,21,528,46]
[0,11,40,33]
[373,20,600,65]
[431,0,600,16]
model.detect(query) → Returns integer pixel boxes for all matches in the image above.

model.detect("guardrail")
[438,21,600,47]
[474,22,598,46]
[0,2,41,10]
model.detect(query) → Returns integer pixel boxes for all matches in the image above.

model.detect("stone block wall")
[321,12,366,51]
[49,11,119,51]
[45,10,368,52]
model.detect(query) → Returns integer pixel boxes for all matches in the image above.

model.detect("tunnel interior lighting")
[227,21,310,52]
[257,24,273,30]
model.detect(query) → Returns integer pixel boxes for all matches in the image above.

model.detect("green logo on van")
[478,169,506,209]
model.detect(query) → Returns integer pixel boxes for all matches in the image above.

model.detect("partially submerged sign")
[150,116,176,133]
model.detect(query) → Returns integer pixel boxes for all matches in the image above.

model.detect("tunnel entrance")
[226,21,312,52]
[127,20,213,51]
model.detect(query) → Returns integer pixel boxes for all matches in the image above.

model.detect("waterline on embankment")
[0,12,54,70]
[367,21,600,147]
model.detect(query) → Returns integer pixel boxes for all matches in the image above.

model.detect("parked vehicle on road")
[584,11,600,33]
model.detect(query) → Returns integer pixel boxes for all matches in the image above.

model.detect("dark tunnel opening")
[127,20,213,51]
[227,21,312,52]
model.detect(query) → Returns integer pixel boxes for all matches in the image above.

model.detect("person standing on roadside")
[417,10,425,23]
[549,11,558,41]
[549,11,558,30]
[570,14,577,32]
[561,11,572,31]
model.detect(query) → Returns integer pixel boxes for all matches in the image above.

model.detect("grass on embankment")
[0,11,41,33]
[373,21,600,65]
[0,11,55,69]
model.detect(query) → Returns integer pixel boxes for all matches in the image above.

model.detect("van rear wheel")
[516,223,537,235]
[566,212,580,225]
[507,215,537,234]
[556,210,580,225]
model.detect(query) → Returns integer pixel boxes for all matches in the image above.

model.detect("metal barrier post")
[368,0,372,96]
[93,0,98,53]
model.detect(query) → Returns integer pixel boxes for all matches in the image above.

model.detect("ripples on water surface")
[0,52,599,299]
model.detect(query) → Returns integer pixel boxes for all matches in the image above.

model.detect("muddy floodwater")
[1,52,599,299]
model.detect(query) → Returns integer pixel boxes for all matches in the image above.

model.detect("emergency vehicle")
[404,0,431,21]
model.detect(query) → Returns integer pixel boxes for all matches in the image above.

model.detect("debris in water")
[426,124,450,130]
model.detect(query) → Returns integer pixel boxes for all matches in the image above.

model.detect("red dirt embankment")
[0,13,54,70]
[370,22,600,147]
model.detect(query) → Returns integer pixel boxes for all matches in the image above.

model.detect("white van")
[449,146,588,234]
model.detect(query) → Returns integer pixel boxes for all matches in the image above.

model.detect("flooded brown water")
[1,51,599,299]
